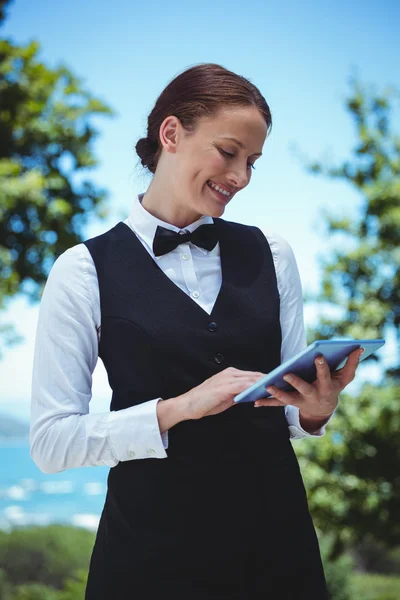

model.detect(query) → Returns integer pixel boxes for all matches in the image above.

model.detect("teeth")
[207,181,231,197]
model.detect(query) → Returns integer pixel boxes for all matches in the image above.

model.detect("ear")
[159,115,180,154]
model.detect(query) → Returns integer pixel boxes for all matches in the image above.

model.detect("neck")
[141,179,203,229]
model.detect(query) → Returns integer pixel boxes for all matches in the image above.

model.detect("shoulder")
[44,244,98,306]
[49,222,128,282]
[257,229,303,298]
[247,224,302,290]
[49,243,96,280]
[220,218,297,270]
[41,243,100,327]
[84,222,130,252]
[257,228,298,270]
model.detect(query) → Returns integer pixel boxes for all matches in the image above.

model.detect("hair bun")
[135,137,158,171]
[136,136,155,156]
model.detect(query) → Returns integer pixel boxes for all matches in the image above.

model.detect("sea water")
[0,443,109,531]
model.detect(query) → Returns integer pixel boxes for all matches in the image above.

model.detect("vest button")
[208,321,218,332]
[214,353,224,364]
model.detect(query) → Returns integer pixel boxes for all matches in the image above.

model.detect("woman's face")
[159,105,267,221]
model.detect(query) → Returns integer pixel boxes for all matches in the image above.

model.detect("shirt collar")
[127,192,215,257]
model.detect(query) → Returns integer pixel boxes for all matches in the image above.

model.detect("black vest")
[84,217,327,599]
[85,217,288,461]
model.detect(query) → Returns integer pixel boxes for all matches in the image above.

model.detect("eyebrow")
[217,136,262,156]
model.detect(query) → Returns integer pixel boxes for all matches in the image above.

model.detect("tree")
[0,567,13,600]
[0,525,95,589]
[293,73,400,559]
[56,570,88,600]
[13,583,59,600]
[0,1,113,354]
[300,73,400,376]
[297,383,399,558]
[0,1,12,25]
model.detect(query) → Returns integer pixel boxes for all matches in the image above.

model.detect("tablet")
[233,338,385,404]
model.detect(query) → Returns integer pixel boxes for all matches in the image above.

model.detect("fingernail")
[266,387,274,394]
[283,374,293,382]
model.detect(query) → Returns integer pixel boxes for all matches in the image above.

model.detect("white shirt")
[30,192,329,474]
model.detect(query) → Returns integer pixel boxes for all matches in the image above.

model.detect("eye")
[219,148,256,171]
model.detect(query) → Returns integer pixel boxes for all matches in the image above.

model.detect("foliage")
[0,525,95,589]
[0,37,112,302]
[56,570,87,600]
[12,583,58,600]
[320,534,353,600]
[297,383,400,554]
[0,567,13,600]
[0,525,398,599]
[0,1,13,26]
[0,11,113,353]
[295,75,400,558]
[351,573,400,600]
[351,541,400,575]
[301,74,400,377]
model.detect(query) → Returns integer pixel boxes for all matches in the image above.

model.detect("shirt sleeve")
[265,231,334,439]
[30,243,168,474]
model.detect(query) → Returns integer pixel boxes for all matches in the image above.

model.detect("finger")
[231,376,267,393]
[254,398,286,407]
[228,368,266,378]
[314,355,331,385]
[281,372,314,397]
[261,385,301,407]
[334,348,364,387]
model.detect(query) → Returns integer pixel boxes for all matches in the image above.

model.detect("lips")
[206,181,231,204]
[207,180,235,195]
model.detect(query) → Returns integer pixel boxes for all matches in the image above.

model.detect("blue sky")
[0,0,398,419]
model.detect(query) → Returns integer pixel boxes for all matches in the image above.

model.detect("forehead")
[197,105,267,145]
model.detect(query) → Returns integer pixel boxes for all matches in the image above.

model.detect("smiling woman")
[135,64,269,228]
[30,62,334,599]
[138,104,267,227]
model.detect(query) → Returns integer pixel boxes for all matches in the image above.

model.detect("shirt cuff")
[107,398,168,461]
[285,404,334,440]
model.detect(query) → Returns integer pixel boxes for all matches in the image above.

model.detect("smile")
[207,180,232,198]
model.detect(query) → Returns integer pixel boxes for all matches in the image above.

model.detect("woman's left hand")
[254,347,364,426]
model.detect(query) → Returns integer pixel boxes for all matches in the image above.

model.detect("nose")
[227,163,250,190]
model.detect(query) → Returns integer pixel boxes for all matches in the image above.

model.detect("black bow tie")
[153,223,219,257]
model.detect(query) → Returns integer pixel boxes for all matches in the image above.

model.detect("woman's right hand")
[178,367,265,420]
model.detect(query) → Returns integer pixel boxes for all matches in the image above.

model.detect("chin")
[196,183,229,218]
[211,205,226,218]
[201,201,226,219]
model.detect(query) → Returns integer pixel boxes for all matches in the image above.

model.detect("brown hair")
[135,63,272,175]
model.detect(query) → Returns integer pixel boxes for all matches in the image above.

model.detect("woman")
[30,63,362,599]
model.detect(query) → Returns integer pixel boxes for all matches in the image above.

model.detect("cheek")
[182,148,225,185]
[204,152,225,176]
